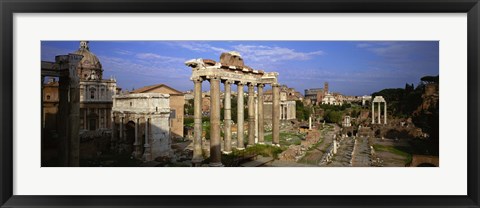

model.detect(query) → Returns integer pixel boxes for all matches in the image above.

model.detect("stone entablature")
[113,93,170,114]
[185,53,278,85]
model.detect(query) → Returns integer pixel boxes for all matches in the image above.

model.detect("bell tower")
[79,41,89,50]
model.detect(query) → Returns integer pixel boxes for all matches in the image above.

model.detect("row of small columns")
[111,115,152,161]
[192,76,280,167]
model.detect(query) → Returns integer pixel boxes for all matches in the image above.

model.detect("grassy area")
[217,144,285,166]
[297,139,324,165]
[264,132,304,146]
[373,144,412,164]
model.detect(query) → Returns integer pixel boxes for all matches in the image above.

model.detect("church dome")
[73,41,102,70]
[73,41,103,80]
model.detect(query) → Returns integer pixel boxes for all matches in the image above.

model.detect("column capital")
[257,83,265,88]
[193,77,203,83]
[237,81,246,86]
[248,82,256,87]
[208,75,221,81]
[272,83,280,87]
[224,80,235,85]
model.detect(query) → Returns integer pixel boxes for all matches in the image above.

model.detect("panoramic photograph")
[41,41,439,167]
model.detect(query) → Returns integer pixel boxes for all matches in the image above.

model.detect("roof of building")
[72,41,102,70]
[130,84,184,95]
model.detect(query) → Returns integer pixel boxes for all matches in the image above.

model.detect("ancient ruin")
[185,51,280,167]
[111,93,172,161]
[371,96,387,124]
[41,53,83,166]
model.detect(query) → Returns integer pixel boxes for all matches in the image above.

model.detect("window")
[46,95,51,100]
[170,109,176,119]
[90,90,95,99]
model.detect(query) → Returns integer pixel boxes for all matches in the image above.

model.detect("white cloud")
[171,42,325,66]
[232,44,325,63]
[114,49,133,55]
[135,53,186,63]
[356,43,371,48]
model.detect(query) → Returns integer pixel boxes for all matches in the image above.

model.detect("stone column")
[143,117,152,161]
[58,76,69,166]
[223,80,232,154]
[254,96,258,143]
[309,116,312,130]
[247,82,255,147]
[209,76,222,167]
[68,73,80,167]
[384,101,387,124]
[83,108,87,129]
[104,109,107,128]
[111,115,116,151]
[133,117,141,158]
[377,102,381,124]
[371,102,375,124]
[257,84,265,144]
[237,82,245,150]
[192,78,204,165]
[333,139,337,154]
[280,104,284,120]
[41,76,45,128]
[272,83,280,146]
[119,116,124,140]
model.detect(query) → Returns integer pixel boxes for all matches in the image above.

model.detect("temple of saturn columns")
[185,51,281,167]
[371,96,387,125]
[111,93,172,162]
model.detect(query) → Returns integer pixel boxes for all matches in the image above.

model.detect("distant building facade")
[264,85,297,121]
[304,82,329,105]
[112,93,172,161]
[74,41,117,131]
[131,84,185,139]
[41,41,117,134]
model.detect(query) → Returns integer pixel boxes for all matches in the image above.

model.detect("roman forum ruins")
[371,96,387,124]
[185,51,280,167]
[41,53,83,166]
[111,93,172,161]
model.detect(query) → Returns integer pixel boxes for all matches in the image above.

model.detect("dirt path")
[351,136,371,167]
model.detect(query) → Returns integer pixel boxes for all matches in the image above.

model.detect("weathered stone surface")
[220,51,244,67]
[112,93,172,162]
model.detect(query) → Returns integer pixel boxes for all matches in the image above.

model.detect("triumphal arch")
[185,51,281,167]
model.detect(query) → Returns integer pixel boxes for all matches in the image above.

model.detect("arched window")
[46,95,51,100]
[90,90,95,99]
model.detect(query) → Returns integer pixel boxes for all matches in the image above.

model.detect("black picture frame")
[1,0,479,207]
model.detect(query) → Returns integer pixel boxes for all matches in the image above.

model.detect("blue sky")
[41,41,439,96]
